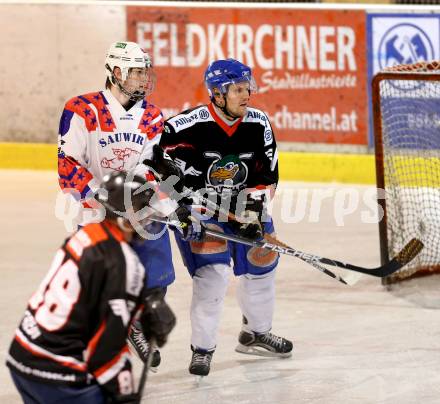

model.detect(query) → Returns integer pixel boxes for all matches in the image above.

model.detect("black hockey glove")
[169,205,205,241]
[140,288,176,348]
[142,145,184,194]
[233,198,264,241]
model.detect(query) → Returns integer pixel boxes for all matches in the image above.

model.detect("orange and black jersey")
[161,103,279,202]
[6,221,145,398]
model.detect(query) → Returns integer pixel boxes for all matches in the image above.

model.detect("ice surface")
[0,170,439,404]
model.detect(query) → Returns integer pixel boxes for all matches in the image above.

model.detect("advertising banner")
[127,6,367,145]
[381,96,440,150]
[367,14,440,147]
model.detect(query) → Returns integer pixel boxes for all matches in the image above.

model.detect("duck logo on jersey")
[205,151,253,195]
[101,148,140,171]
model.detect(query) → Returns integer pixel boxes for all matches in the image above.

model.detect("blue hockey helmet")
[204,59,258,98]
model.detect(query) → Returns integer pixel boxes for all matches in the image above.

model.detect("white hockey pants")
[190,263,276,350]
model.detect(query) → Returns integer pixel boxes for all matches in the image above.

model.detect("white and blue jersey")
[57,89,175,288]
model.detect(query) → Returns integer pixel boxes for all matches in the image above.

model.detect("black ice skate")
[188,346,214,377]
[128,321,161,371]
[235,330,293,358]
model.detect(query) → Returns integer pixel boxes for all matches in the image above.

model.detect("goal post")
[372,61,440,284]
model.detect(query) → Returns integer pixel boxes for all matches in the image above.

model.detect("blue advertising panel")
[380,96,440,150]
[367,13,440,148]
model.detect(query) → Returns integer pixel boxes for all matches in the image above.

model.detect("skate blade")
[235,343,292,358]
[193,375,206,386]
[149,366,159,373]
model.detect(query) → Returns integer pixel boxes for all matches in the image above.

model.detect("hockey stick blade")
[318,238,424,277]
[381,238,424,277]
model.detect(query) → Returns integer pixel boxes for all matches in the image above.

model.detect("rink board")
[0,142,376,184]
[3,143,439,187]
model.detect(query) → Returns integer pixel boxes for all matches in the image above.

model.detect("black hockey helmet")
[96,171,154,220]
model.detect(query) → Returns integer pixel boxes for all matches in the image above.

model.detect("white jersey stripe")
[150,114,163,126]
[271,148,279,172]
[95,351,131,385]
[121,242,145,297]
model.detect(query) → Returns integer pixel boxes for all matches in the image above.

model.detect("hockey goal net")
[372,61,440,284]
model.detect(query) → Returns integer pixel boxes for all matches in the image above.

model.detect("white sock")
[190,263,230,350]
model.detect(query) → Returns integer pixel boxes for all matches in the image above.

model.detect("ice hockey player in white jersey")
[57,41,189,368]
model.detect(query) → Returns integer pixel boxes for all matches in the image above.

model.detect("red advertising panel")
[127,6,367,144]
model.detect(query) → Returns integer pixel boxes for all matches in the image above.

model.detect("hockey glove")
[140,288,176,348]
[169,205,205,241]
[233,198,264,241]
[142,145,184,194]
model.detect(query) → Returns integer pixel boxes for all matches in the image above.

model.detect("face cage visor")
[207,75,258,98]
[107,64,156,101]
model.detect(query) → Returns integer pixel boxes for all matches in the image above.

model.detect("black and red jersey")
[6,221,146,397]
[161,103,279,203]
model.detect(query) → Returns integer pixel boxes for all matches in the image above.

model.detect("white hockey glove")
[169,205,205,241]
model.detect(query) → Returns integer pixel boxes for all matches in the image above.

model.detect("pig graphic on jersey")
[101,148,140,171]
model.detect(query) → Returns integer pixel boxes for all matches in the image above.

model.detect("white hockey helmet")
[105,41,152,80]
[105,41,155,100]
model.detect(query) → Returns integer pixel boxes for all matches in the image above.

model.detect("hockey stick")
[179,189,424,278]
[179,189,349,284]
[153,215,423,279]
[180,215,349,285]
[136,337,156,404]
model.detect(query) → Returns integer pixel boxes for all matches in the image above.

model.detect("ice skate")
[188,346,214,379]
[128,321,161,372]
[235,330,293,358]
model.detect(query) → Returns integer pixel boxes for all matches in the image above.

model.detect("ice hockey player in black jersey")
[6,171,177,403]
[160,58,293,377]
